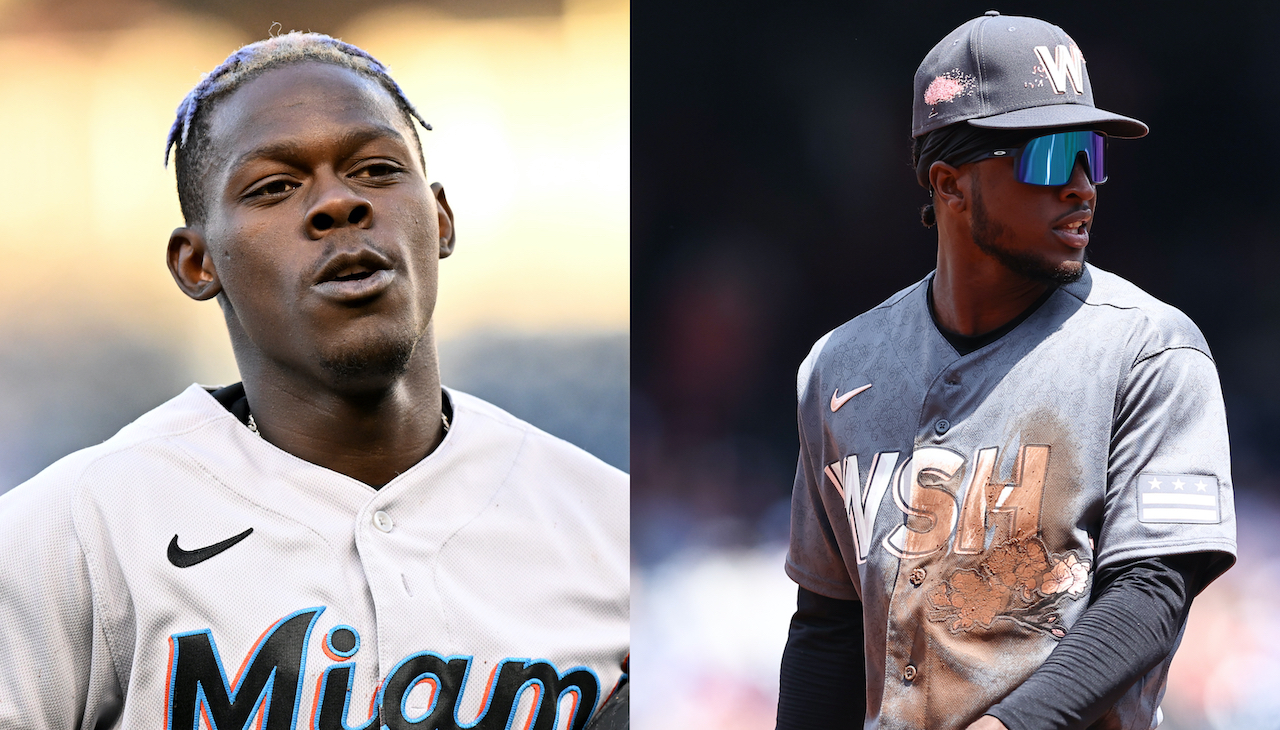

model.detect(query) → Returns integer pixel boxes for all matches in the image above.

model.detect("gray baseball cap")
[912,11,1147,139]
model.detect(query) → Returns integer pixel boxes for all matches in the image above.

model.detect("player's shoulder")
[444,388,627,551]
[446,388,628,489]
[1060,264,1212,360]
[796,276,929,396]
[0,384,226,530]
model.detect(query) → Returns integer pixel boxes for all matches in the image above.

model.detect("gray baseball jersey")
[0,385,628,730]
[787,264,1235,730]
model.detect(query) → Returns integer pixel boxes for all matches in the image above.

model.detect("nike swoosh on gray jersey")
[830,383,872,412]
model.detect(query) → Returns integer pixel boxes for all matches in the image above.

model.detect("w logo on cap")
[1034,44,1085,95]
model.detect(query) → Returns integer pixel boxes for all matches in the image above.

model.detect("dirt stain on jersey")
[926,535,1090,636]
[925,408,1093,637]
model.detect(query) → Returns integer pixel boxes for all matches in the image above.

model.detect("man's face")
[197,61,452,390]
[966,153,1095,285]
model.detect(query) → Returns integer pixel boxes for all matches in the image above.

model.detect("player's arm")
[977,552,1207,730]
[778,337,868,728]
[982,343,1235,730]
[0,478,122,728]
[776,586,865,730]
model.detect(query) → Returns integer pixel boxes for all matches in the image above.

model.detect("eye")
[351,161,407,180]
[245,178,299,199]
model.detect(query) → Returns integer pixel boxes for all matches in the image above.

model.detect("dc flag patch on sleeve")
[1138,474,1221,523]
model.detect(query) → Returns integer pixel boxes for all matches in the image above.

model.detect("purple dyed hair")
[165,31,432,224]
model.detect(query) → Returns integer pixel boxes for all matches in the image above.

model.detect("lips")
[312,249,396,301]
[1052,209,1092,249]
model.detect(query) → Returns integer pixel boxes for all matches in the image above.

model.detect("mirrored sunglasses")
[980,130,1108,186]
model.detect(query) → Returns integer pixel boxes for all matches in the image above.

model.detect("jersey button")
[373,510,394,533]
[934,419,950,435]
[909,568,926,586]
[903,664,917,681]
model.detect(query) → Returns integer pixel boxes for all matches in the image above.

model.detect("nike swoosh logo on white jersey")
[167,528,254,568]
[831,384,872,412]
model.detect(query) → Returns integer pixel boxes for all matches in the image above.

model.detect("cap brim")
[967,104,1148,139]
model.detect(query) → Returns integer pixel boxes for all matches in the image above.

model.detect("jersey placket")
[878,359,966,727]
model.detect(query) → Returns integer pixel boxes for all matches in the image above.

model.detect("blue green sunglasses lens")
[1015,131,1107,185]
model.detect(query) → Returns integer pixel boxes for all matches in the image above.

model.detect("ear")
[929,161,971,215]
[167,227,222,301]
[431,182,456,259]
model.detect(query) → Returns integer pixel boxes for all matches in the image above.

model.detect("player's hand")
[965,716,1009,730]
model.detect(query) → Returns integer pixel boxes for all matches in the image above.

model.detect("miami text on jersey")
[164,608,601,730]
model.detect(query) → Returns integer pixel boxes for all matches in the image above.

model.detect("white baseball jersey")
[787,264,1236,730]
[0,384,628,730]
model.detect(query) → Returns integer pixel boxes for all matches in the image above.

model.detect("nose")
[1060,154,1096,203]
[305,175,373,239]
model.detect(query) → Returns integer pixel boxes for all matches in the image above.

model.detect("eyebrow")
[227,124,408,174]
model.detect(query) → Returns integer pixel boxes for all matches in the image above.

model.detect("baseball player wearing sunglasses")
[778,12,1235,730]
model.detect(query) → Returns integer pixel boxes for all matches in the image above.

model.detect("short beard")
[970,182,1084,286]
[320,336,418,385]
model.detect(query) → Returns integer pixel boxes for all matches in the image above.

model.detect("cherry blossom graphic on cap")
[924,69,976,106]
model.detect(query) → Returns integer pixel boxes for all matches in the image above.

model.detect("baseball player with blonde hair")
[0,32,628,730]
[777,12,1235,730]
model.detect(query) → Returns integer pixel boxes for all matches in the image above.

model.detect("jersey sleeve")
[1097,345,1237,585]
[785,336,860,601]
[0,475,123,729]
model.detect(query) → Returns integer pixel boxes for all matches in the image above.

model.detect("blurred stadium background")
[635,2,1280,729]
[0,0,630,488]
